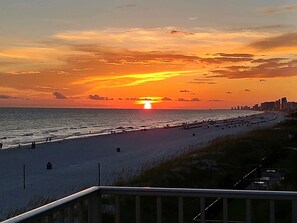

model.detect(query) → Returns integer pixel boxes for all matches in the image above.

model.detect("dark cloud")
[259,79,266,82]
[191,98,201,102]
[180,90,191,93]
[177,98,200,102]
[53,92,67,99]
[259,5,297,14]
[89,95,113,100]
[139,98,153,101]
[215,53,254,58]
[244,89,251,92]
[199,53,254,64]
[250,33,297,50]
[188,77,216,85]
[161,97,172,101]
[177,98,189,102]
[170,30,194,36]
[125,98,138,101]
[251,58,286,63]
[0,94,13,99]
[226,91,232,94]
[200,57,253,64]
[116,4,136,9]
[137,98,159,102]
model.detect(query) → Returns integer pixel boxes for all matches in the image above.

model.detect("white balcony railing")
[2,186,297,223]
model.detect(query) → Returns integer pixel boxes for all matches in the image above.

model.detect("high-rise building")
[261,102,276,111]
[281,97,287,110]
[275,99,281,110]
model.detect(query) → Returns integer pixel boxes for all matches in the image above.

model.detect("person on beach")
[0,143,2,149]
[31,142,35,149]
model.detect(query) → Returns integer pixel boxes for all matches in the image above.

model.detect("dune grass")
[111,119,297,223]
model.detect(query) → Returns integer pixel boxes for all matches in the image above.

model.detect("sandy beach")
[0,112,284,218]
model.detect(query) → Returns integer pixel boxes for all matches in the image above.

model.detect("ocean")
[0,108,261,149]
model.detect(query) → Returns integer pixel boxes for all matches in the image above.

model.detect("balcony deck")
[2,186,297,223]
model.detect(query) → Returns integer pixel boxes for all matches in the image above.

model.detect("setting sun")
[144,101,152,109]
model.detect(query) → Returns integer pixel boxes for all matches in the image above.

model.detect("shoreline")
[0,110,261,149]
[0,111,284,219]
[1,110,264,151]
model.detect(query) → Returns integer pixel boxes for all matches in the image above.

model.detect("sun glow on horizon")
[0,1,296,109]
[144,101,152,109]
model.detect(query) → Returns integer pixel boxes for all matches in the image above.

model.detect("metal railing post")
[115,195,120,223]
[88,193,99,223]
[223,198,228,223]
[136,196,141,223]
[47,214,53,223]
[292,200,297,223]
[98,191,102,223]
[246,199,251,223]
[157,196,162,223]
[200,198,205,223]
[78,201,84,223]
[269,200,275,223]
[68,205,74,223]
[57,209,64,223]
[178,197,183,223]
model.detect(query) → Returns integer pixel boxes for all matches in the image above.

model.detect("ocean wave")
[0,109,263,149]
[116,126,125,130]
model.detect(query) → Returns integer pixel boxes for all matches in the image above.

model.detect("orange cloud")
[211,58,297,79]
[72,70,196,90]
[250,33,297,50]
[1,26,296,108]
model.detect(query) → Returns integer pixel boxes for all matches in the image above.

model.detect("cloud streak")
[0,95,15,99]
[169,29,194,36]
[116,4,136,9]
[89,95,113,100]
[258,5,297,14]
[210,58,297,79]
[177,98,200,102]
[250,33,297,50]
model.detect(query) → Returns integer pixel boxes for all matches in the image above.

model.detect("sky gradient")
[0,0,296,109]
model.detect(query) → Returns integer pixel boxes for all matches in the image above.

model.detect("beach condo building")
[275,99,281,110]
[281,97,288,110]
[260,101,276,111]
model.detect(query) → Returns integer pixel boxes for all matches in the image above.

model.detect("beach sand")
[0,112,284,218]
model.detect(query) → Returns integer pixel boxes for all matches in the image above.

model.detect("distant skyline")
[0,0,296,109]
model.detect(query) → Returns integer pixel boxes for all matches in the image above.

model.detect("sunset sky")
[0,0,296,109]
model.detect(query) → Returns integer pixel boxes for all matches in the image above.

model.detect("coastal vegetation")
[110,118,297,222]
